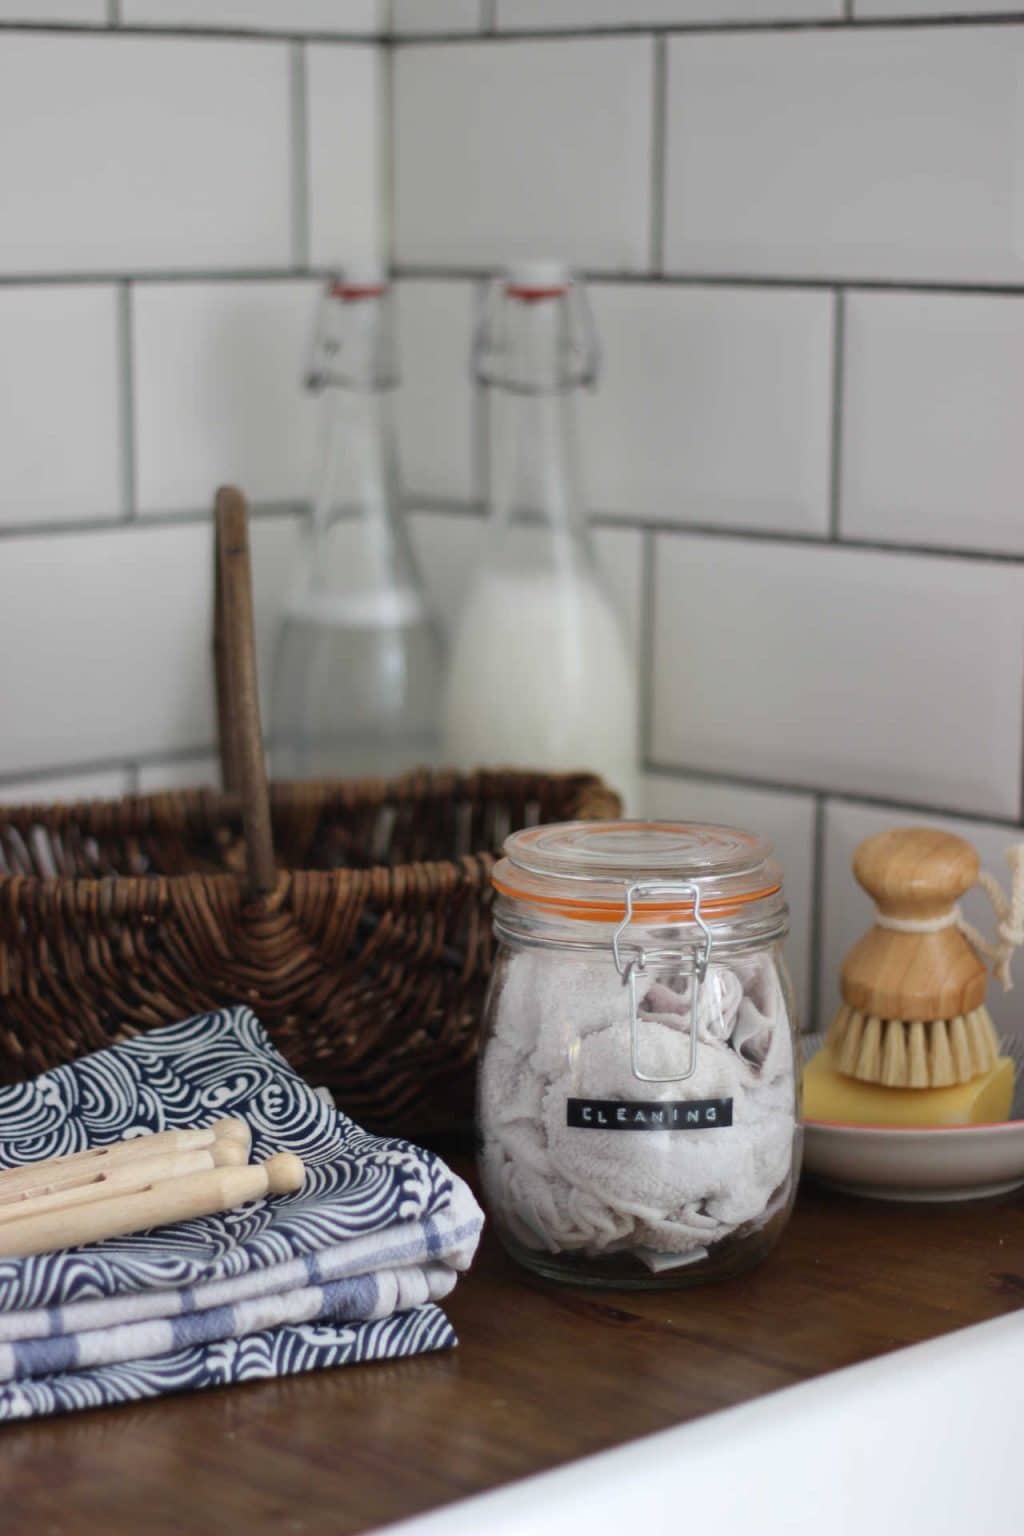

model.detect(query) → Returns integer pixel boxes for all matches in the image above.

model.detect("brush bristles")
[826,1005,1001,1089]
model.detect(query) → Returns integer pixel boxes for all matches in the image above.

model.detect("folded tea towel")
[0,1178,481,1346]
[0,1307,455,1421]
[0,1008,483,1421]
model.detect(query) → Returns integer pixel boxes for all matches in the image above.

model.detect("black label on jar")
[566,1097,733,1131]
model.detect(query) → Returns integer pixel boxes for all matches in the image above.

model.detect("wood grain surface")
[3,1166,1023,1536]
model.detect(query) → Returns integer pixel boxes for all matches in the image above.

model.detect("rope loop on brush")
[874,843,1024,991]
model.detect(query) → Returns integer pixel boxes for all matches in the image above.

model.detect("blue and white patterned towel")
[0,1009,483,1421]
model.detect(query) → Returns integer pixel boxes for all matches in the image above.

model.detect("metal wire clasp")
[611,881,714,1084]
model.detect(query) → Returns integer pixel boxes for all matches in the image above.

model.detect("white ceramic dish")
[801,1034,1024,1202]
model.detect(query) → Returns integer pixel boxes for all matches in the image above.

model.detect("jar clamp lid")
[492,821,789,1088]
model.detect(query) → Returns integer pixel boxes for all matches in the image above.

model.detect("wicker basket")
[0,490,618,1136]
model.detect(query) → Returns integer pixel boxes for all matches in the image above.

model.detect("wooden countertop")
[4,1171,1023,1536]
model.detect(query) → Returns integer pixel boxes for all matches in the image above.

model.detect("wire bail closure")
[611,881,714,1085]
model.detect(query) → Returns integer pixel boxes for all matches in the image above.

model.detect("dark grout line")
[807,795,827,1032]
[394,264,1024,296]
[289,43,312,271]
[481,0,497,31]
[382,37,396,271]
[644,758,1024,831]
[637,530,657,773]
[472,281,491,504]
[0,268,333,288]
[0,744,220,796]
[116,282,137,521]
[0,501,306,541]
[392,13,1024,40]
[0,21,381,43]
[405,496,486,519]
[6,267,1024,298]
[648,36,668,276]
[828,288,845,541]
[403,493,1024,564]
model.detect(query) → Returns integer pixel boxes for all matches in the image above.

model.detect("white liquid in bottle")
[442,262,639,813]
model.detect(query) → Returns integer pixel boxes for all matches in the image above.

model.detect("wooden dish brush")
[827,827,1019,1090]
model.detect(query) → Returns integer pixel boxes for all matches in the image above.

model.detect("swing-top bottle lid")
[505,260,571,301]
[307,265,397,391]
[475,261,598,391]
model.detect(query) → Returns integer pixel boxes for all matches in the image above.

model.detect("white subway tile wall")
[0,518,298,777]
[0,0,104,18]
[0,286,123,527]
[391,0,482,31]
[650,536,1024,819]
[306,44,384,267]
[663,30,1024,286]
[394,38,655,270]
[582,283,834,533]
[121,0,383,30]
[133,280,320,514]
[3,8,1023,1032]
[497,0,840,25]
[0,35,293,274]
[841,292,1024,557]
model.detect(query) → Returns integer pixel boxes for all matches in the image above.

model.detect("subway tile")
[643,771,817,1023]
[650,536,1024,819]
[0,769,132,806]
[664,29,1024,284]
[855,0,1021,17]
[134,281,320,515]
[307,44,383,269]
[0,518,299,776]
[395,38,653,270]
[498,0,838,25]
[583,283,832,535]
[137,753,222,792]
[820,800,1024,1044]
[122,0,383,29]
[0,35,290,275]
[841,292,1024,557]
[397,279,480,503]
[391,0,481,30]
[0,286,121,526]
[0,0,104,17]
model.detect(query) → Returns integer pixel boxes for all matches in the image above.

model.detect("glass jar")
[477,820,802,1288]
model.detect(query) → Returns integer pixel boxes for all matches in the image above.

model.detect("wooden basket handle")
[212,486,277,899]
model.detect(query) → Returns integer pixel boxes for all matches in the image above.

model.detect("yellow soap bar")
[804,1049,1015,1127]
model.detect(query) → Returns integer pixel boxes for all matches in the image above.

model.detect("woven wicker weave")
[0,491,618,1135]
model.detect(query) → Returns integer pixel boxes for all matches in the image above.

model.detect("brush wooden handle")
[0,1117,251,1201]
[853,828,980,919]
[0,1154,305,1259]
[0,1144,246,1223]
[842,828,988,1021]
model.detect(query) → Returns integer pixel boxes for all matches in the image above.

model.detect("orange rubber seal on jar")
[490,874,782,922]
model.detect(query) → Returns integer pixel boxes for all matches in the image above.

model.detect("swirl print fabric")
[0,1009,482,1421]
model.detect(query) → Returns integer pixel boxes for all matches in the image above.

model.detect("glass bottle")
[271,272,443,781]
[442,262,639,813]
